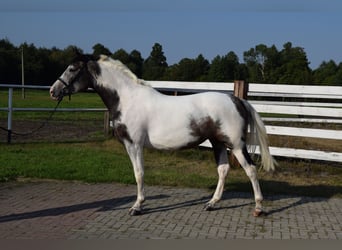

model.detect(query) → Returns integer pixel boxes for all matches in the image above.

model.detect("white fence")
[1,82,341,163]
[148,81,342,163]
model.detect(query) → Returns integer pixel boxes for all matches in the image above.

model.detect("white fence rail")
[148,81,342,163]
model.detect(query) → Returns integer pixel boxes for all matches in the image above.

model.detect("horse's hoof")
[204,203,215,211]
[252,209,264,217]
[129,208,142,216]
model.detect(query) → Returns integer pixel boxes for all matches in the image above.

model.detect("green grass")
[0,89,104,108]
[0,141,133,183]
[0,89,105,121]
[1,139,341,198]
[0,140,219,187]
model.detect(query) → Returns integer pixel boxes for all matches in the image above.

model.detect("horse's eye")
[70,68,78,72]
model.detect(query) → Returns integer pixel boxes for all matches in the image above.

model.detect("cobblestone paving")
[0,180,341,239]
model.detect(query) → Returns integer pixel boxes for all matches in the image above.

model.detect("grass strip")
[1,140,341,198]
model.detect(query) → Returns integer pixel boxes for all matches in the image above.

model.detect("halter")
[58,66,84,101]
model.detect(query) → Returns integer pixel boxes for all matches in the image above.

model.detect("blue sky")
[1,0,341,69]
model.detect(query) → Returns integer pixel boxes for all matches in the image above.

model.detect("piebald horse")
[50,54,276,217]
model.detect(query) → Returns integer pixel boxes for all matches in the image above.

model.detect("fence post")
[7,88,13,144]
[233,80,248,99]
[229,80,249,167]
[104,111,110,136]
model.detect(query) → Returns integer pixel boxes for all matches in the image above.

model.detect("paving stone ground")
[0,180,341,239]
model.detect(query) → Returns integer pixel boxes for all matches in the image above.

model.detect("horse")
[50,54,276,217]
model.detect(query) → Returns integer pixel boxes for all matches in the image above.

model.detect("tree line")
[0,38,341,86]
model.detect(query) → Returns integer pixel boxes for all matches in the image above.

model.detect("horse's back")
[149,91,237,122]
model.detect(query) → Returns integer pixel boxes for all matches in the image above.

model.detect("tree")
[22,44,83,85]
[46,46,82,84]
[244,44,267,82]
[164,54,209,81]
[127,50,144,78]
[112,48,130,64]
[92,43,111,57]
[244,42,312,84]
[142,43,168,80]
[20,42,43,84]
[1,38,342,86]
[313,60,338,84]
[333,63,342,86]
[0,38,21,83]
[194,54,210,81]
[235,63,249,81]
[111,49,144,78]
[263,45,280,83]
[243,44,280,83]
[275,42,312,84]
[207,51,240,82]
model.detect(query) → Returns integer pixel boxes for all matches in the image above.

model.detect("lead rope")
[0,97,63,137]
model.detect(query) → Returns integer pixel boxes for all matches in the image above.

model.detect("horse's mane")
[98,55,146,85]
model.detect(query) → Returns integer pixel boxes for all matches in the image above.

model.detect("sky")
[0,0,342,69]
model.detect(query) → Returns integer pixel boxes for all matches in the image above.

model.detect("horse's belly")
[147,130,197,150]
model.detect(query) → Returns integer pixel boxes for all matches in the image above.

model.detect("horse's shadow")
[0,194,165,223]
[0,191,252,223]
[263,195,325,216]
[0,180,340,223]
[246,180,341,216]
[0,192,253,224]
[156,179,341,216]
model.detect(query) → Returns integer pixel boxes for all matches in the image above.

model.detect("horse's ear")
[74,48,83,57]
[87,60,101,76]
[70,48,84,64]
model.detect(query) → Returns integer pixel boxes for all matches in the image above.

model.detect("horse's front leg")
[124,142,145,216]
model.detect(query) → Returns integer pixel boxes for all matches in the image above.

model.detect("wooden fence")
[148,81,342,163]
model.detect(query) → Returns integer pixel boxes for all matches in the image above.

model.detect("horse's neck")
[94,67,148,114]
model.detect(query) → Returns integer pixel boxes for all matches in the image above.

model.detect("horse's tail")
[242,100,276,172]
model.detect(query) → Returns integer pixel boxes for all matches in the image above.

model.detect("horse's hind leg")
[204,142,230,211]
[232,146,264,217]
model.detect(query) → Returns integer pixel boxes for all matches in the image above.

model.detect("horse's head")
[50,54,100,101]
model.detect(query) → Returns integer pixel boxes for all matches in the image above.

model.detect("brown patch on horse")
[230,95,251,141]
[94,85,129,143]
[188,116,232,149]
[94,86,121,121]
[114,123,133,143]
[72,54,101,87]
[87,60,101,76]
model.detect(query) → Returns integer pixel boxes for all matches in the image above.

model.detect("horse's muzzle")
[49,86,62,101]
